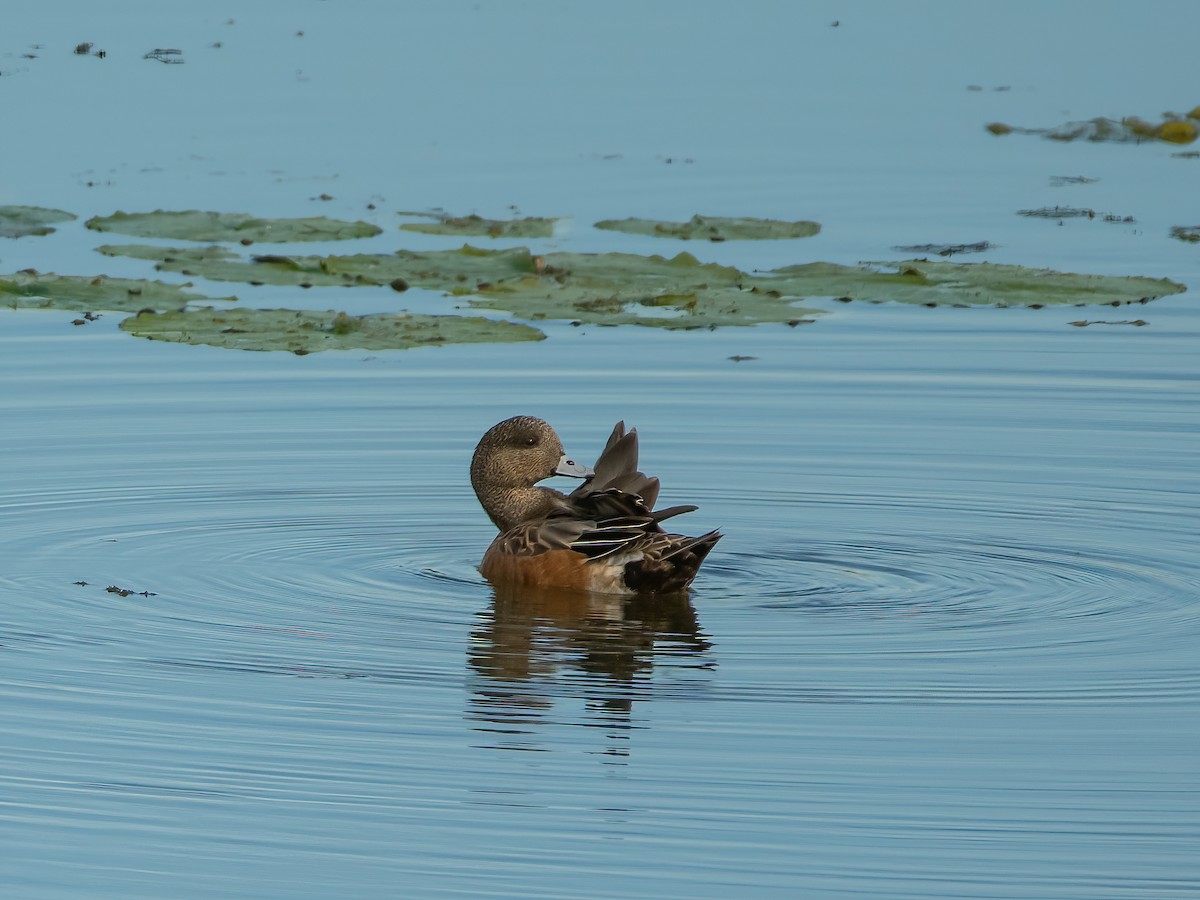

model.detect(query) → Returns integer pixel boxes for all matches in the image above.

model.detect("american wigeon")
[471,416,721,594]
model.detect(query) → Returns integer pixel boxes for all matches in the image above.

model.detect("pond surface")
[3,3,1198,898]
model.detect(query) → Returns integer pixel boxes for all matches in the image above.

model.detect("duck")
[470,415,721,594]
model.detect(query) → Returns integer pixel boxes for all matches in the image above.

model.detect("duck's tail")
[624,530,723,594]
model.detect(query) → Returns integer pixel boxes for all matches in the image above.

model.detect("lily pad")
[98,242,538,289]
[0,205,77,239]
[86,210,382,243]
[758,260,1186,308]
[97,243,1186,326]
[465,250,824,328]
[594,214,821,241]
[119,307,545,353]
[0,270,223,313]
[398,211,559,238]
[892,241,992,257]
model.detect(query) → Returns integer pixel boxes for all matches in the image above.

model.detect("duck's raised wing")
[494,421,701,559]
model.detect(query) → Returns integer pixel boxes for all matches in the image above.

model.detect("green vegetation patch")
[758,260,1185,308]
[86,210,382,243]
[465,250,824,328]
[398,211,559,238]
[987,107,1200,145]
[594,214,821,241]
[96,243,1185,326]
[0,205,77,239]
[1170,225,1200,243]
[98,242,538,289]
[892,241,991,257]
[0,270,222,313]
[119,307,545,353]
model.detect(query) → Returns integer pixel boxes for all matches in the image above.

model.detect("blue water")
[3,3,1199,898]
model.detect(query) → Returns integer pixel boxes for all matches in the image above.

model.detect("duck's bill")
[554,454,594,479]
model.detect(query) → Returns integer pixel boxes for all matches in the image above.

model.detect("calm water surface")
[3,2,1199,898]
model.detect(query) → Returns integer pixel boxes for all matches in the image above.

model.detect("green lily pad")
[119,307,545,353]
[0,270,224,313]
[466,250,824,328]
[594,214,821,241]
[1170,225,1200,243]
[0,205,77,239]
[398,211,559,238]
[95,244,1185,327]
[758,260,1186,308]
[86,210,382,243]
[98,242,538,289]
[892,241,992,257]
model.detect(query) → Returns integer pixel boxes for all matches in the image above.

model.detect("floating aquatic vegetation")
[1049,175,1098,186]
[398,211,559,238]
[759,260,1184,309]
[465,250,825,328]
[119,307,545,353]
[988,107,1200,145]
[97,243,1186,326]
[0,205,77,239]
[0,270,222,313]
[594,214,820,241]
[1017,207,1135,224]
[98,242,538,289]
[892,241,992,257]
[1170,225,1200,243]
[1018,207,1096,219]
[100,243,820,328]
[1069,319,1148,327]
[86,210,382,243]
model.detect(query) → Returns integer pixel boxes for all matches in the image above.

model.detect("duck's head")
[470,416,592,529]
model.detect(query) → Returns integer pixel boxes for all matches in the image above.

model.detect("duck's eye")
[524,436,538,447]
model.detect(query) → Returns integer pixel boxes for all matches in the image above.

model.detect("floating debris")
[144,48,185,64]
[0,205,76,239]
[728,355,757,362]
[595,214,820,241]
[1018,207,1095,219]
[106,585,157,597]
[1170,225,1200,243]
[73,42,93,55]
[1049,175,1099,186]
[892,241,991,257]
[988,108,1200,145]
[1018,207,1136,224]
[1068,320,1148,327]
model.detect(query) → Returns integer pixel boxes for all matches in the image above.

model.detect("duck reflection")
[467,583,713,755]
